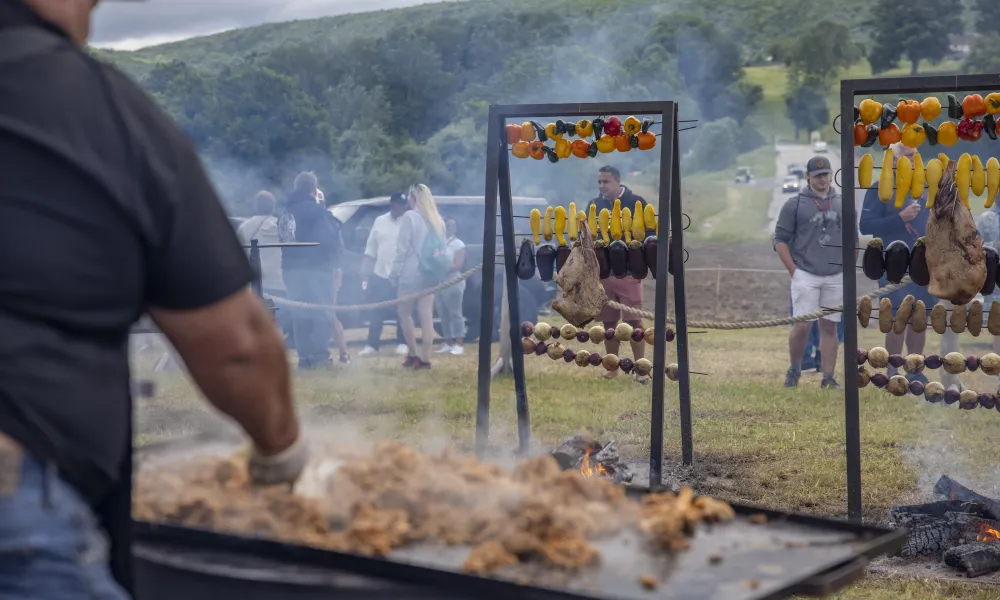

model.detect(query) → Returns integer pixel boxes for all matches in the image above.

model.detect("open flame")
[978,523,1000,543]
[580,449,609,478]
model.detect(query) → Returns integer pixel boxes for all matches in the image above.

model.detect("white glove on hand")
[248,436,309,486]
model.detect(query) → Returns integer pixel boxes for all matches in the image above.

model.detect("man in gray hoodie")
[774,156,856,390]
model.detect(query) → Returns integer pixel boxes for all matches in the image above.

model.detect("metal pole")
[670,122,693,467]
[649,102,676,491]
[476,108,502,458]
[249,238,263,297]
[840,81,862,522]
[497,145,531,456]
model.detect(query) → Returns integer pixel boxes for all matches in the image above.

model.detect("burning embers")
[890,476,1000,578]
[551,431,633,485]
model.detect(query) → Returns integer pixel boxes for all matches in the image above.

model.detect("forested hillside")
[96,0,986,214]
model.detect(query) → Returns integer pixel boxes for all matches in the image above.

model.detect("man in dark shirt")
[0,1,307,597]
[586,165,651,383]
[278,171,342,369]
[859,142,933,386]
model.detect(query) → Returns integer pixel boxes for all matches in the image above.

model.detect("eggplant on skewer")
[908,237,929,286]
[861,238,885,281]
[883,240,910,284]
[535,245,557,282]
[516,238,536,280]
[627,240,647,279]
[643,235,658,277]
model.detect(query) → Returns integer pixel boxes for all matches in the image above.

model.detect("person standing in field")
[435,217,467,355]
[359,192,409,357]
[586,165,651,384]
[773,156,855,390]
[238,190,293,346]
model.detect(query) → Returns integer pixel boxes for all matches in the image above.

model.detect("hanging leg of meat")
[551,223,608,327]
[926,160,986,305]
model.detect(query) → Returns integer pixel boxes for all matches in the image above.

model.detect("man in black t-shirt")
[0,2,307,597]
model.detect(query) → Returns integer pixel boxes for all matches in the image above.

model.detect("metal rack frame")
[475,101,693,488]
[838,73,1000,522]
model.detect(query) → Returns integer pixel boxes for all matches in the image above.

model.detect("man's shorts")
[598,277,643,326]
[791,270,843,323]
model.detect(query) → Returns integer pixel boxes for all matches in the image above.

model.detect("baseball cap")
[389,191,408,204]
[807,156,832,176]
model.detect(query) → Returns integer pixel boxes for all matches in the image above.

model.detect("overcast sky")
[91,0,443,50]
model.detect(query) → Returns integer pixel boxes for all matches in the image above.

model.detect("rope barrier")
[608,278,913,330]
[267,261,912,331]
[266,264,483,312]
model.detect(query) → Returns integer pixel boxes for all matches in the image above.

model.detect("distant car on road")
[733,166,754,184]
[813,140,828,153]
[781,176,801,194]
[787,163,806,179]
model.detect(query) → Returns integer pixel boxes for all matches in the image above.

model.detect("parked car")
[813,140,828,153]
[329,195,556,342]
[733,166,754,184]
[781,176,801,194]
[787,163,806,179]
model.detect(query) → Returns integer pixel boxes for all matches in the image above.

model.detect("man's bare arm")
[149,288,297,456]
[774,242,797,276]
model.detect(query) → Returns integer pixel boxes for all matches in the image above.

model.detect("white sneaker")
[358,346,378,357]
[436,344,454,354]
[449,345,465,355]
[395,344,409,356]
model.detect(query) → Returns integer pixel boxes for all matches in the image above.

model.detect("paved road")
[766,143,866,236]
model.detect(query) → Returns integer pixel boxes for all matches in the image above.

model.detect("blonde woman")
[390,184,446,369]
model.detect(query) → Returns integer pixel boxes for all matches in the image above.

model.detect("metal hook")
[819,241,866,250]
[834,168,841,188]
[832,114,841,135]
[682,213,692,231]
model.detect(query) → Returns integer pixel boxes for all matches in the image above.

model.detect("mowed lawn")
[133,320,1000,599]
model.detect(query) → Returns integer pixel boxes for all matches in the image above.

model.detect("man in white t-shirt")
[358,193,409,356]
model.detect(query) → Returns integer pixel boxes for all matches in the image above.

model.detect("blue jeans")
[0,451,130,599]
[284,268,334,369]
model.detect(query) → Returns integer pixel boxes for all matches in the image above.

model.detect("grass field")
[133,317,1000,599]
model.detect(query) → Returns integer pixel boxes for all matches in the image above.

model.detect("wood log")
[943,542,1000,577]
[933,476,1000,518]
[891,500,999,525]
[898,513,999,558]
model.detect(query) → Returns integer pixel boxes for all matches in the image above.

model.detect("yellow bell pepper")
[859,99,883,126]
[554,138,571,159]
[937,121,959,146]
[596,135,616,154]
[519,122,536,142]
[511,141,530,159]
[921,96,942,121]
[567,202,578,241]
[623,116,642,136]
[987,93,1000,116]
[545,123,563,141]
[576,120,594,137]
[900,123,926,148]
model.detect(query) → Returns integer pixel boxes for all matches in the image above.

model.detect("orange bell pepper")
[637,132,656,150]
[520,122,536,142]
[505,124,522,145]
[511,141,530,159]
[614,134,631,152]
[896,99,921,124]
[528,141,546,160]
[570,140,589,159]
[963,94,987,119]
[937,121,959,146]
[877,123,901,146]
[853,122,867,146]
